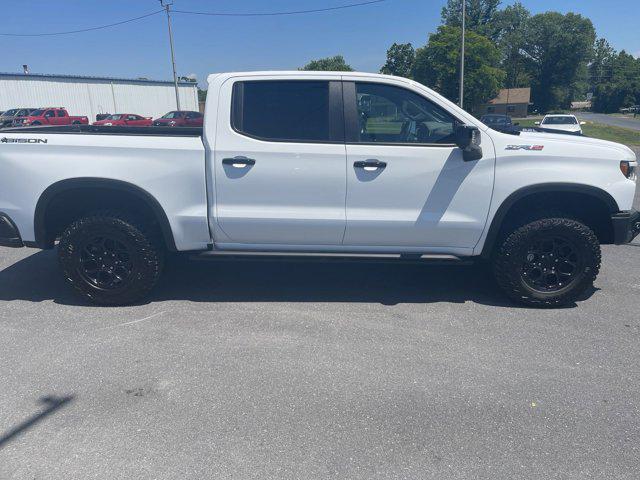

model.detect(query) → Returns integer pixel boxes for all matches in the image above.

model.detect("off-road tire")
[58,211,164,306]
[493,218,601,307]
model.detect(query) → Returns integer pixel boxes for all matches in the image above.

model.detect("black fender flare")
[32,178,177,251]
[480,183,619,258]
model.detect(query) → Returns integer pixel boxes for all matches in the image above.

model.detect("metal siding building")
[0,73,199,121]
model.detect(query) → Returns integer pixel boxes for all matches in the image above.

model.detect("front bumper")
[0,212,24,248]
[612,210,640,244]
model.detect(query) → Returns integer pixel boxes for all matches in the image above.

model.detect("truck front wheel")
[493,218,601,307]
[58,212,164,306]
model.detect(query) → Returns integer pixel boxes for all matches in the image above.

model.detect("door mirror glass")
[454,125,483,161]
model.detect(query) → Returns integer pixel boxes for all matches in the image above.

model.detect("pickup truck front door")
[212,77,346,246]
[342,81,495,252]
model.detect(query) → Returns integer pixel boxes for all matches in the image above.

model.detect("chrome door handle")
[354,159,387,171]
[222,156,256,168]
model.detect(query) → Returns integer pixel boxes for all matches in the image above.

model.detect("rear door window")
[232,80,332,142]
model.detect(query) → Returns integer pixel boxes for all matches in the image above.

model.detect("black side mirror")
[455,125,483,161]
[513,122,520,126]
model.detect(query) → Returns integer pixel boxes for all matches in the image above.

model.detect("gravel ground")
[0,182,639,480]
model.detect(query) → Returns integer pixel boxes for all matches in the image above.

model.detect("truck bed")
[1,124,203,137]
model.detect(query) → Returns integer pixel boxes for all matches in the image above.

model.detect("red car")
[93,113,153,127]
[152,110,203,127]
[15,108,89,127]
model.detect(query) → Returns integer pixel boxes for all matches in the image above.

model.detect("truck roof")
[206,71,411,85]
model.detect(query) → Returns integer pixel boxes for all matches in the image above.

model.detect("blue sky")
[1,0,638,88]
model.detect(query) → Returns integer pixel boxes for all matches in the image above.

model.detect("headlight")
[620,161,637,182]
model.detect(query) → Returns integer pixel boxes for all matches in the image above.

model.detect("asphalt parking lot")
[1,181,639,479]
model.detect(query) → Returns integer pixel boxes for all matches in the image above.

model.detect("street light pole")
[160,0,181,110]
[459,0,465,109]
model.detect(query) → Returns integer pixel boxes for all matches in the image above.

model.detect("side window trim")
[342,80,460,147]
[231,79,345,144]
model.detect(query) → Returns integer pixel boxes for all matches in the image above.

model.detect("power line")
[0,1,390,37]
[173,0,389,17]
[0,10,164,37]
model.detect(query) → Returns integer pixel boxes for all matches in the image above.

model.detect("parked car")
[0,108,38,128]
[480,114,520,133]
[1,71,638,307]
[93,114,153,127]
[13,108,89,127]
[153,110,203,127]
[535,114,586,134]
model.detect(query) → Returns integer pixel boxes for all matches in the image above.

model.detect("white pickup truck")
[1,71,638,307]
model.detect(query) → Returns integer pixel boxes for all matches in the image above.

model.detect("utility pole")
[459,0,465,109]
[160,0,181,110]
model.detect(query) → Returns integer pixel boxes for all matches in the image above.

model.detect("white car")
[535,114,586,134]
[0,71,638,307]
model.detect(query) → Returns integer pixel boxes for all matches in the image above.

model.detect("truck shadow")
[0,250,595,308]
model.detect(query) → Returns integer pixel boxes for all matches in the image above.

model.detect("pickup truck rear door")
[211,76,347,246]
[55,110,68,125]
[341,80,495,252]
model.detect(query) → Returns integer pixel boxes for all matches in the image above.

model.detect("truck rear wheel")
[58,212,164,306]
[493,218,601,307]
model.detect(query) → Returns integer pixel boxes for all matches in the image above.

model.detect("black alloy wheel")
[493,217,601,307]
[58,211,163,305]
[520,236,582,293]
[78,236,134,291]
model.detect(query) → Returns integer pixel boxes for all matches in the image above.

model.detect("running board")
[190,250,473,265]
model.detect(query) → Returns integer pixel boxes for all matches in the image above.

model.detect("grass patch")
[581,123,640,146]
[513,118,640,146]
[514,117,542,128]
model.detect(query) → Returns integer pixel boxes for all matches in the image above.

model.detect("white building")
[0,72,199,121]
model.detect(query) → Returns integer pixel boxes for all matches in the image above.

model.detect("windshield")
[29,109,44,116]
[2,109,19,117]
[543,116,577,125]
[161,111,183,119]
[483,116,508,126]
[108,114,124,120]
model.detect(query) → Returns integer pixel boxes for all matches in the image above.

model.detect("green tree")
[493,1,530,88]
[413,26,505,111]
[300,55,353,71]
[521,12,596,112]
[589,38,616,90]
[441,0,502,39]
[380,43,415,78]
[592,51,640,112]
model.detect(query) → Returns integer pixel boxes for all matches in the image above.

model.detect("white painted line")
[103,311,166,329]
